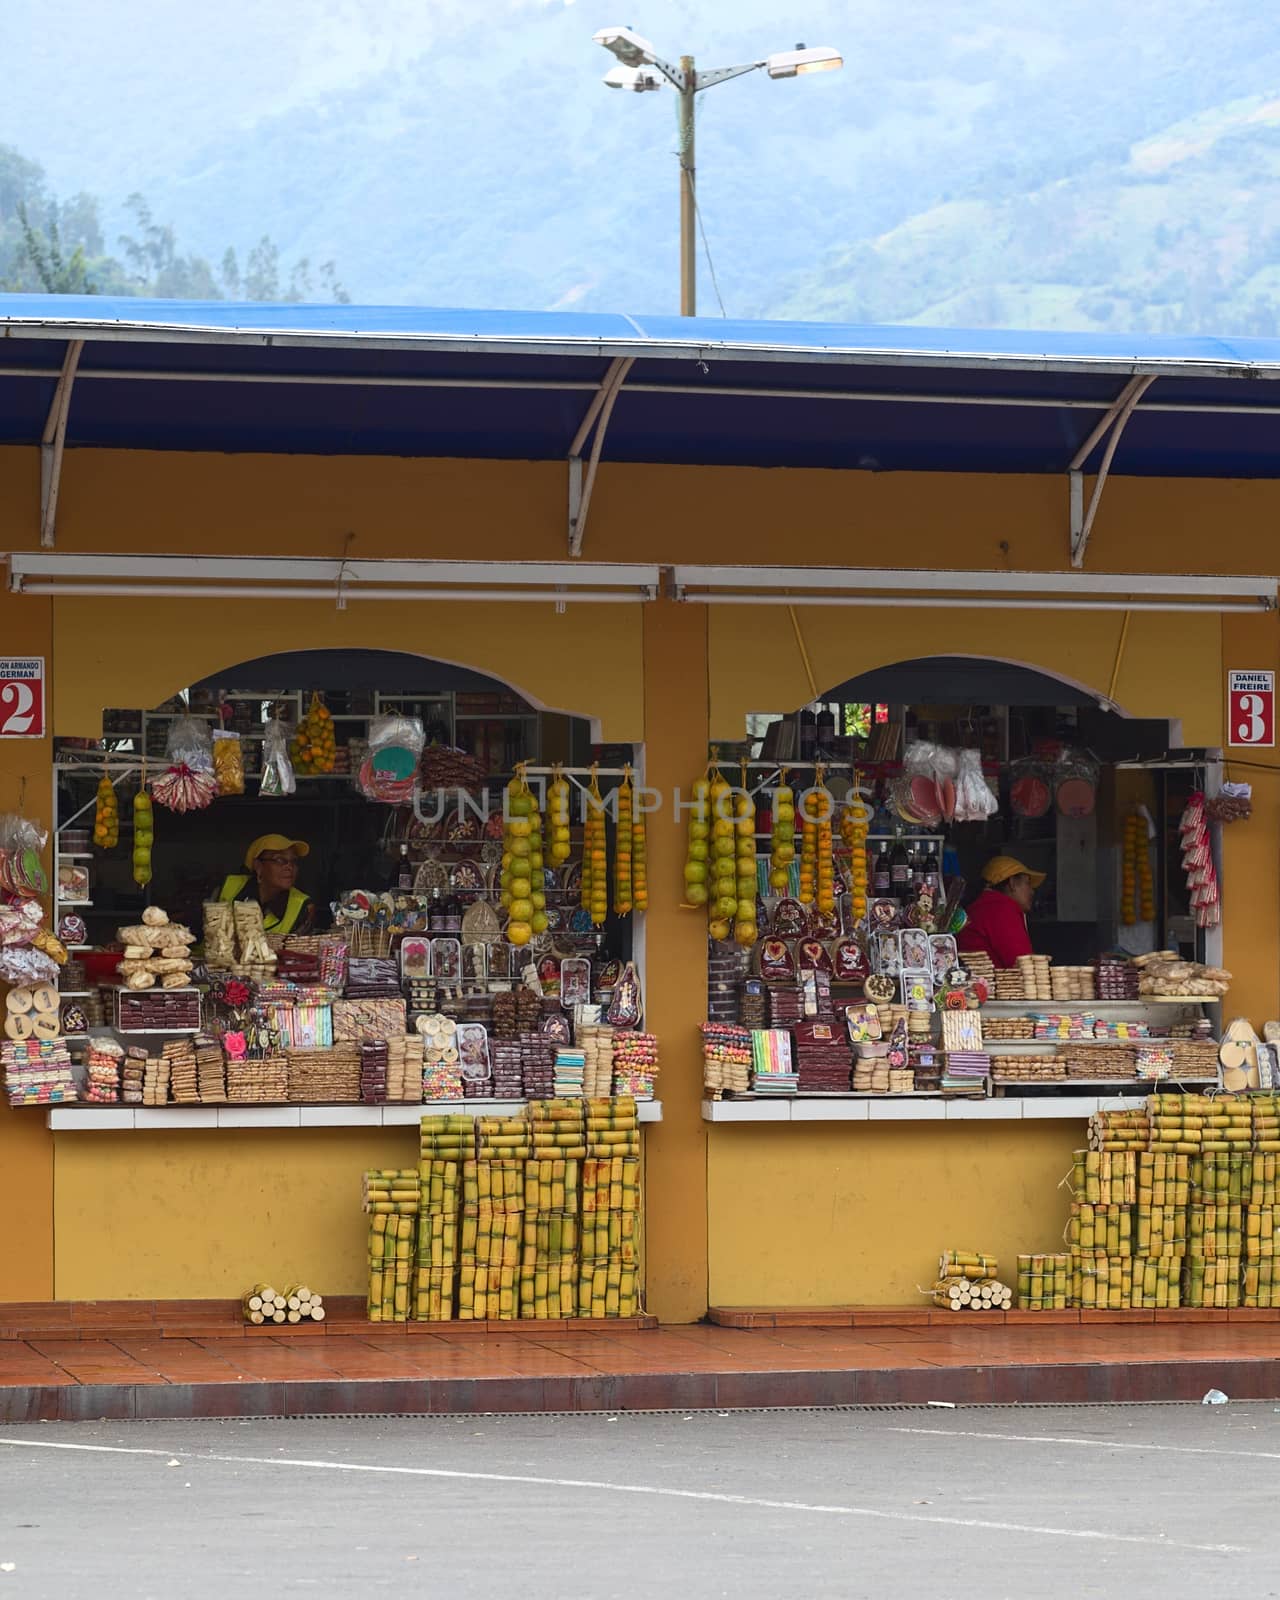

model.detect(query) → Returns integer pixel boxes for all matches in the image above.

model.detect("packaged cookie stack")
[285,1045,361,1102]
[960,950,994,990]
[120,1047,146,1104]
[195,1035,226,1102]
[164,1039,199,1103]
[1064,1043,1136,1080]
[579,1025,615,1098]
[2,1037,77,1105]
[708,943,748,1023]
[982,1016,1036,1041]
[226,1054,288,1102]
[142,1054,169,1106]
[83,1037,123,1103]
[612,1031,658,1099]
[1016,954,1052,1001]
[386,1034,424,1102]
[993,967,1026,1000]
[1050,965,1097,1002]
[701,1023,751,1098]
[852,1046,889,1093]
[991,1053,1066,1082]
[115,907,196,991]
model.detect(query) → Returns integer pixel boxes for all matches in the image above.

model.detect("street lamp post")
[594,28,842,317]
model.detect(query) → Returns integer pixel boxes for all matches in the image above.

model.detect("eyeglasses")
[256,854,297,867]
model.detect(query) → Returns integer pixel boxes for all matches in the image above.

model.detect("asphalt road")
[0,1404,1275,1597]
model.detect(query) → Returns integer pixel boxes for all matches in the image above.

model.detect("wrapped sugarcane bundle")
[527,1099,587,1159]
[362,1168,420,1214]
[521,1157,580,1320]
[420,1113,475,1161]
[928,1276,1012,1311]
[577,1156,641,1317]
[1134,1205,1186,1258]
[1187,1204,1244,1260]
[584,1095,640,1158]
[1070,1150,1137,1205]
[1243,1257,1280,1308]
[1016,1253,1070,1310]
[1072,1255,1134,1310]
[1067,1204,1132,1256]
[282,1285,326,1322]
[1136,1152,1191,1208]
[1192,1151,1249,1205]
[939,1250,998,1281]
[368,1213,415,1322]
[414,1158,460,1321]
[1127,1255,1183,1309]
[1248,1153,1280,1207]
[1184,1255,1242,1309]
[476,1113,533,1160]
[1088,1108,1148,1152]
[1244,1206,1280,1259]
[458,1157,525,1321]
[1251,1095,1280,1152]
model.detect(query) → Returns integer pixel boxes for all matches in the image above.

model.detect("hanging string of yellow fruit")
[1121,809,1155,925]
[769,770,796,893]
[94,766,119,850]
[582,765,609,926]
[839,778,871,924]
[733,759,758,948]
[548,767,572,866]
[502,766,536,947]
[632,783,648,913]
[133,774,154,888]
[291,692,336,775]
[613,767,634,916]
[682,767,712,911]
[799,766,835,914]
[708,760,737,941]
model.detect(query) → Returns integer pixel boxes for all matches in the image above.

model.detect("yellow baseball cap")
[982,854,1045,889]
[245,834,310,869]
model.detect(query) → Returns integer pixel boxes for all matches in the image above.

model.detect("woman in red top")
[956,855,1045,969]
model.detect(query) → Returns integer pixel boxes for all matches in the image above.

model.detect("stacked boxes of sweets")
[420,1015,464,1101]
[491,987,543,1040]
[612,1031,658,1099]
[1051,965,1097,1002]
[701,1023,752,1098]
[490,1038,525,1100]
[226,1054,289,1103]
[751,1029,798,1095]
[792,1019,852,1093]
[520,1032,556,1100]
[553,1047,585,1099]
[708,941,747,1024]
[285,1045,361,1103]
[2,1038,77,1106]
[991,1053,1066,1082]
[332,996,406,1043]
[120,1046,145,1105]
[579,1023,615,1099]
[1016,954,1052,1001]
[364,1168,418,1323]
[455,1023,492,1099]
[737,977,767,1030]
[386,1034,424,1103]
[359,1041,388,1103]
[1095,954,1140,1000]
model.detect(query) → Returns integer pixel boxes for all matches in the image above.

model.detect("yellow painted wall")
[53,1127,418,1299]
[707,1122,1081,1306]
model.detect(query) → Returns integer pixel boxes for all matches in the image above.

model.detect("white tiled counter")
[703,1095,1132,1124]
[47,1100,664,1131]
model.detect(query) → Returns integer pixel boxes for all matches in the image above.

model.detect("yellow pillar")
[0,580,56,1297]
[641,601,708,1321]
[1221,610,1280,1023]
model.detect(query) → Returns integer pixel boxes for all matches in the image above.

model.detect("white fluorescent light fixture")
[593,26,657,66]
[603,64,664,91]
[766,44,843,78]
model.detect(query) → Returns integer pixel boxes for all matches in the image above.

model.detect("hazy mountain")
[4,0,1280,331]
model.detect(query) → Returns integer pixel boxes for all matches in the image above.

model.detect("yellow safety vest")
[218,876,311,937]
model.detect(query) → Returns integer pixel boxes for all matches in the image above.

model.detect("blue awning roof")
[3,293,1280,475]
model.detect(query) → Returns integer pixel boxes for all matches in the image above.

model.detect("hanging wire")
[688,172,728,318]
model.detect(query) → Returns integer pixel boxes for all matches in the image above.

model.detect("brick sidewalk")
[1,1306,1278,1419]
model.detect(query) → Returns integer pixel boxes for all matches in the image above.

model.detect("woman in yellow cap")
[218,835,319,937]
[956,855,1046,969]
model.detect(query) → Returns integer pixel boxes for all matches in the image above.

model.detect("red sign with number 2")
[0,658,45,739]
[1228,669,1275,747]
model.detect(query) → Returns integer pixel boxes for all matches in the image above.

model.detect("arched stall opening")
[699,654,1225,1106]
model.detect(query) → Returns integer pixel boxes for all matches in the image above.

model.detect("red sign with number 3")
[1228,669,1275,747]
[0,658,45,739]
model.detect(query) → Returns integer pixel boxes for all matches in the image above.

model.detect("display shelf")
[56,899,94,907]
[114,1027,202,1037]
[46,1100,664,1131]
[57,852,94,860]
[703,1094,1151,1123]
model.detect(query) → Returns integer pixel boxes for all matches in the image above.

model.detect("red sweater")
[957,888,1033,969]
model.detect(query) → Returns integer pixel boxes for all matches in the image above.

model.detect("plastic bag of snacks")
[359,715,424,805]
[211,731,245,796]
[954,749,999,823]
[152,715,218,813]
[0,813,49,899]
[259,718,297,797]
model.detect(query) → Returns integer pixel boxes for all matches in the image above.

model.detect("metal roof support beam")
[1068,374,1154,568]
[568,357,634,558]
[39,339,83,548]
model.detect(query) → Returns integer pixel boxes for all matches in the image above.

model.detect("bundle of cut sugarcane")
[363,1168,420,1214]
[527,1099,587,1159]
[1187,1204,1243,1260]
[1127,1256,1183,1309]
[458,1158,524,1320]
[368,1213,415,1322]
[242,1285,285,1325]
[1245,1206,1280,1259]
[414,1158,460,1321]
[1136,1152,1191,1208]
[577,1156,640,1318]
[1248,1153,1280,1207]
[1243,1257,1280,1307]
[1192,1151,1249,1205]
[1134,1205,1186,1257]
[475,1113,533,1161]
[1016,1253,1070,1310]
[1148,1093,1251,1153]
[1088,1108,1148,1151]
[928,1275,1013,1311]
[1072,1255,1134,1309]
[1183,1255,1242,1309]
[584,1095,640,1158]
[1071,1150,1137,1205]
[1251,1094,1280,1152]
[1067,1204,1132,1256]
[520,1157,580,1320]
[420,1113,475,1162]
[939,1250,998,1280]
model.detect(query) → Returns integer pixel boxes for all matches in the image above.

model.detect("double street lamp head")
[603,64,665,92]
[765,43,843,79]
[592,26,843,86]
[593,27,659,68]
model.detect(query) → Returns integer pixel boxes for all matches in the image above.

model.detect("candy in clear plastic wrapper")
[359,714,424,804]
[954,748,999,823]
[211,731,245,796]
[0,945,58,986]
[259,718,297,797]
